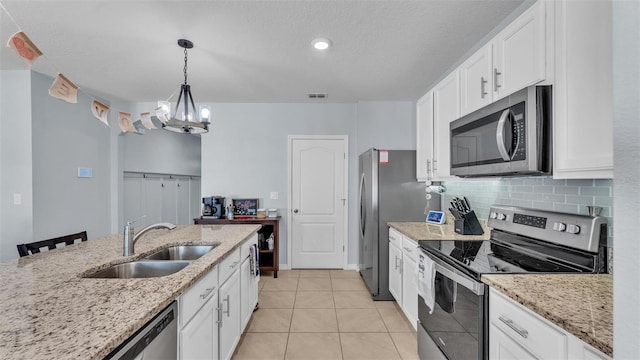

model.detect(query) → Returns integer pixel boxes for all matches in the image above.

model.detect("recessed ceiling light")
[312,38,332,51]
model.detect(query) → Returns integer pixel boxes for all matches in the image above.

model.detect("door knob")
[293,209,299,213]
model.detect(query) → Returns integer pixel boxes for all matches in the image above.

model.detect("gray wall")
[0,72,202,261]
[612,0,639,357]
[30,72,114,242]
[200,101,415,268]
[0,70,34,261]
[123,102,201,177]
[355,101,415,154]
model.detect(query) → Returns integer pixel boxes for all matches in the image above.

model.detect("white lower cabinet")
[178,234,260,360]
[179,292,219,360]
[490,288,611,360]
[388,228,418,330]
[240,234,259,331]
[178,265,219,359]
[401,250,417,330]
[388,240,403,302]
[219,269,241,360]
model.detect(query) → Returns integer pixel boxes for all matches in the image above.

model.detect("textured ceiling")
[0,0,524,103]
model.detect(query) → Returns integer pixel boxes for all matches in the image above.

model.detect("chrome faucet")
[123,222,177,256]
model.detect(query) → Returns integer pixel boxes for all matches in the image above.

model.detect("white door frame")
[287,135,349,269]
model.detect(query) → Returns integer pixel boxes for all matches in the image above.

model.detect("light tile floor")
[232,270,419,360]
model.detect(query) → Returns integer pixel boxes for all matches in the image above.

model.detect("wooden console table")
[194,216,281,278]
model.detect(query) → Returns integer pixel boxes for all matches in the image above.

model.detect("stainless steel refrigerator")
[358,148,440,300]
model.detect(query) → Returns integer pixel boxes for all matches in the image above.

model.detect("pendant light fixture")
[161,39,210,134]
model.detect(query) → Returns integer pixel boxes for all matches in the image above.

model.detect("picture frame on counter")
[232,198,258,217]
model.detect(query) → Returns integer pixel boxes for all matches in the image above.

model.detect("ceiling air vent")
[307,93,328,99]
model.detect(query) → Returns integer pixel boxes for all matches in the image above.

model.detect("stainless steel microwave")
[450,86,552,177]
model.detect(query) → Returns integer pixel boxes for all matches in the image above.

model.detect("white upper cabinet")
[553,0,613,179]
[432,71,460,181]
[417,0,611,181]
[459,43,494,117]
[493,1,546,100]
[416,91,434,182]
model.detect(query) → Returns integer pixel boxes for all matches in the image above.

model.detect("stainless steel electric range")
[417,205,608,360]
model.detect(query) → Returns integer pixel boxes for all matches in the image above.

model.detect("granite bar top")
[388,213,491,241]
[0,224,260,360]
[482,274,613,357]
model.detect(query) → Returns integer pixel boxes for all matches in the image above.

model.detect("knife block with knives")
[449,196,484,235]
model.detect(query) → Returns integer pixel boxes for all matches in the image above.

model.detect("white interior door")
[290,137,347,269]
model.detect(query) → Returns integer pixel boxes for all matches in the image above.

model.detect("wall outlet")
[13,193,22,205]
[270,192,279,200]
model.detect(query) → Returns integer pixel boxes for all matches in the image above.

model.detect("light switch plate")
[270,192,279,200]
[13,193,21,205]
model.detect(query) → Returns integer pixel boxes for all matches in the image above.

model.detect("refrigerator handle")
[359,172,366,238]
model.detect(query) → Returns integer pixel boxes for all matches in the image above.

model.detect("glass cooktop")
[418,233,597,280]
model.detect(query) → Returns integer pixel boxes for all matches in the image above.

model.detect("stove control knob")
[490,212,498,219]
[566,224,581,234]
[496,213,507,221]
[553,222,567,232]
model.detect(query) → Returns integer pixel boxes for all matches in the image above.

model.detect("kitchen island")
[0,224,260,360]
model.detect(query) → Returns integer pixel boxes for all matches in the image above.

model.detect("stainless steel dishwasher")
[106,301,177,360]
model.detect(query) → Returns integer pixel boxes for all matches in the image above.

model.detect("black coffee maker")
[202,196,225,218]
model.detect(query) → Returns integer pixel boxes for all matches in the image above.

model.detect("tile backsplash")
[441,177,613,247]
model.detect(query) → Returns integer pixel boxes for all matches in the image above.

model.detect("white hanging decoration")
[91,100,110,126]
[6,31,42,65]
[140,112,156,129]
[48,73,78,103]
[155,101,171,124]
[118,112,137,133]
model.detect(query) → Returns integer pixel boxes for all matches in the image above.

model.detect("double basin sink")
[84,245,219,279]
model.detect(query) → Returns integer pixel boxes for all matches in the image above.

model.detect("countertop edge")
[482,275,613,357]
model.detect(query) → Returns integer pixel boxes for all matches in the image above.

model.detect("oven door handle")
[425,250,485,296]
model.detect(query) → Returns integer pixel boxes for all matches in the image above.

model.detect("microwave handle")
[496,109,512,161]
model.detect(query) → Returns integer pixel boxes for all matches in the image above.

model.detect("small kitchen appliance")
[202,196,225,218]
[417,205,608,360]
[449,86,552,177]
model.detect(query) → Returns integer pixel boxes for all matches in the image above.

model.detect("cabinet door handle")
[498,316,529,338]
[230,261,240,269]
[481,76,488,99]
[394,256,400,270]
[432,159,437,171]
[403,246,413,253]
[216,306,222,327]
[426,160,431,179]
[223,294,231,317]
[200,286,216,299]
[493,68,502,92]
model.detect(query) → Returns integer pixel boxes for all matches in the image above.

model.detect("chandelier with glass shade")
[157,39,210,134]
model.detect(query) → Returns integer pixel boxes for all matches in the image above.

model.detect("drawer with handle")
[219,247,241,283]
[179,265,219,328]
[490,288,567,359]
[389,228,403,248]
[240,233,259,260]
[402,236,418,262]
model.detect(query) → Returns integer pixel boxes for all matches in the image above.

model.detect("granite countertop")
[0,224,260,360]
[388,213,491,241]
[482,274,613,357]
